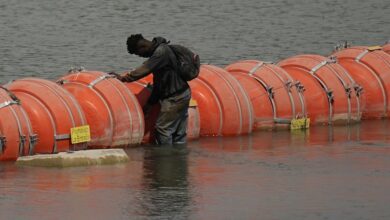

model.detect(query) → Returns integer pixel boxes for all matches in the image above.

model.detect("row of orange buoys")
[226,61,306,129]
[333,46,390,118]
[279,54,362,124]
[0,43,389,161]
[59,71,144,148]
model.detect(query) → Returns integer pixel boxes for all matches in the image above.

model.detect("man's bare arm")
[121,64,151,82]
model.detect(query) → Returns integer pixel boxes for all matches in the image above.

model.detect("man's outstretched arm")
[121,64,151,82]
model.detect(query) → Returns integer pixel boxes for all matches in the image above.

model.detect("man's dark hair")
[127,34,145,54]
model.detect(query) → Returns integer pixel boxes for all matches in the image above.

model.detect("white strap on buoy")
[248,62,265,76]
[88,75,116,88]
[248,61,273,76]
[0,100,18,110]
[355,50,369,62]
[310,57,337,74]
[355,46,382,62]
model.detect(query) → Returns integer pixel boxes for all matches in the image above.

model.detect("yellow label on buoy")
[367,46,382,51]
[71,125,91,144]
[290,118,310,130]
[189,99,198,107]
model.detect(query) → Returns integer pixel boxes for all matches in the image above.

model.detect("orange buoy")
[59,70,144,148]
[189,65,253,136]
[0,87,35,161]
[383,43,390,55]
[224,66,274,129]
[279,54,362,124]
[124,80,200,143]
[332,46,390,118]
[124,81,158,143]
[188,78,223,135]
[5,78,86,154]
[226,60,306,129]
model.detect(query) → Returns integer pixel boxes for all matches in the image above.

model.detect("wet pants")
[155,89,191,145]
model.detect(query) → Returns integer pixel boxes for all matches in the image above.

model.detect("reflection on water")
[2,121,390,219]
[138,146,191,218]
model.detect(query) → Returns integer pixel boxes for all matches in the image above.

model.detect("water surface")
[0,0,388,82]
[2,121,390,219]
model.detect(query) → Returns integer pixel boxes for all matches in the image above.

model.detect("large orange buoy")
[226,60,306,129]
[0,87,35,161]
[58,70,144,148]
[124,80,200,143]
[124,81,158,143]
[279,54,362,124]
[5,78,87,154]
[383,43,390,55]
[332,46,390,119]
[224,65,274,130]
[189,65,254,136]
[188,78,222,135]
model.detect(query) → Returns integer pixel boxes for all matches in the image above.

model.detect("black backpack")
[168,44,200,81]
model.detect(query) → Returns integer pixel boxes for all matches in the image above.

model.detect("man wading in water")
[110,34,193,146]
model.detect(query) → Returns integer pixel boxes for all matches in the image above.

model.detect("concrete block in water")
[16,149,129,167]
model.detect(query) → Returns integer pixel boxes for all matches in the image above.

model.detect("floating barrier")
[332,46,390,119]
[279,54,362,124]
[124,79,200,143]
[3,41,390,162]
[5,78,87,154]
[0,87,35,161]
[225,60,306,130]
[189,65,254,136]
[58,71,144,148]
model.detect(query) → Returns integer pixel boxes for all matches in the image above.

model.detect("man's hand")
[107,72,122,81]
[120,71,136,82]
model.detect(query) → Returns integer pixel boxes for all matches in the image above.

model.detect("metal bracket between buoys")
[332,46,390,119]
[279,54,362,125]
[226,60,306,130]
[6,78,88,154]
[0,87,34,161]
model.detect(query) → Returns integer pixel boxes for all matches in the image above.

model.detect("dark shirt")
[144,38,189,105]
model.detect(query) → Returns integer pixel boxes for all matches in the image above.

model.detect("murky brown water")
[2,121,390,219]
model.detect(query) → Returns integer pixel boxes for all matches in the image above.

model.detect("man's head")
[126,34,154,58]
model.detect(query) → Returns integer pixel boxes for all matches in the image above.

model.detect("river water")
[0,0,390,219]
[2,122,390,219]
